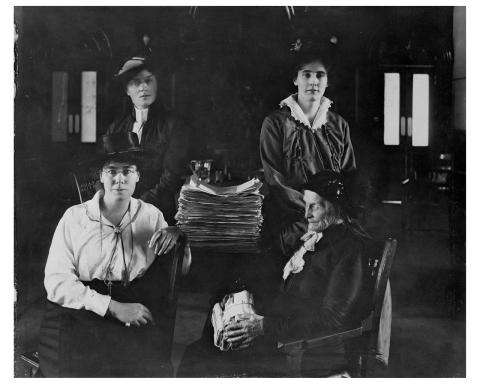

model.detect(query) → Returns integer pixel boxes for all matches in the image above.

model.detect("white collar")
[134,106,149,123]
[300,230,323,251]
[279,94,332,131]
[84,190,140,223]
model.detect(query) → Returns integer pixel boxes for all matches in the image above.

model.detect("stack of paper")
[175,176,264,253]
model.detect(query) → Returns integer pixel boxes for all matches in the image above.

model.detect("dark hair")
[291,51,331,81]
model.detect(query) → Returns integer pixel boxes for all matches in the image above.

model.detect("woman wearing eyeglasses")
[38,133,189,377]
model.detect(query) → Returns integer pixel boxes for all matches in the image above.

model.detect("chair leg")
[286,349,304,377]
[359,355,367,377]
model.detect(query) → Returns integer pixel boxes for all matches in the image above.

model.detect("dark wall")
[15,6,454,156]
[14,6,457,277]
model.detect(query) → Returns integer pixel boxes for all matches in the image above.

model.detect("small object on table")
[190,159,213,183]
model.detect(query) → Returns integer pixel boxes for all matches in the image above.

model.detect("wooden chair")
[72,171,99,203]
[277,238,397,377]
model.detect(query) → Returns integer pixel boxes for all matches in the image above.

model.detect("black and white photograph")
[12,4,468,378]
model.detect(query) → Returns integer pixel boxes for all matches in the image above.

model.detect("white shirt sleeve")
[44,209,111,317]
[155,209,169,230]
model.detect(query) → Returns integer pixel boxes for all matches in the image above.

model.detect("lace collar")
[279,94,332,131]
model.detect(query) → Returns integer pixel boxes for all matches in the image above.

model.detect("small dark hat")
[101,132,142,155]
[303,170,372,220]
[77,132,144,170]
[97,132,144,167]
[302,170,348,207]
[115,55,156,85]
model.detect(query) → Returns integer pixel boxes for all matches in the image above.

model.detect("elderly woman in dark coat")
[178,171,372,377]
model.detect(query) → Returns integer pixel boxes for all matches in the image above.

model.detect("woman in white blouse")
[38,133,187,377]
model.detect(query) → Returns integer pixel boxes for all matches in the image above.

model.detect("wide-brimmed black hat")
[101,132,142,154]
[77,132,145,170]
[98,132,145,166]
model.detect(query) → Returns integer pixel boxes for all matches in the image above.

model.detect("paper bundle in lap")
[211,290,256,351]
[175,176,264,253]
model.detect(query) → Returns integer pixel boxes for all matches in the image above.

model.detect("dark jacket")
[260,107,356,257]
[107,103,190,223]
[262,223,372,376]
[177,223,372,377]
[264,223,371,340]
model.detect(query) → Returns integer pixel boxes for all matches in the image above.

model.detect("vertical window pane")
[81,71,97,143]
[384,73,400,145]
[412,74,429,146]
[51,71,68,142]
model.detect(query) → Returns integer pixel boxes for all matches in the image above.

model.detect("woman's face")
[126,69,158,109]
[303,189,337,232]
[294,61,328,103]
[100,161,140,201]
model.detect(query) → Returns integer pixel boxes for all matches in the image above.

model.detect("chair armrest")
[277,325,365,354]
[19,351,39,369]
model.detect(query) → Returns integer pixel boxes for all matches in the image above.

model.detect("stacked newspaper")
[175,176,264,253]
[211,290,256,351]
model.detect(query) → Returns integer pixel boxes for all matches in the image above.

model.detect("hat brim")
[75,148,147,170]
[115,57,148,80]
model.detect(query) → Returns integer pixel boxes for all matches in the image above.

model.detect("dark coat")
[263,224,371,341]
[177,224,373,377]
[107,103,190,223]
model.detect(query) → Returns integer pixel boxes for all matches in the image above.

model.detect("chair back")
[362,237,396,374]
[371,238,397,332]
[72,171,99,203]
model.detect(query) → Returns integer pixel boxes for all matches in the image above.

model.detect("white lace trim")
[279,94,332,131]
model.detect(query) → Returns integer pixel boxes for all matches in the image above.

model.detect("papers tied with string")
[175,176,264,253]
[211,290,256,351]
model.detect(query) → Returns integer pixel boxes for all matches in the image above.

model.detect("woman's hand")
[149,226,184,255]
[224,314,264,350]
[108,299,155,327]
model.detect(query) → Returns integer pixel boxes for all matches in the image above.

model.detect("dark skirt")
[177,307,351,377]
[38,254,176,377]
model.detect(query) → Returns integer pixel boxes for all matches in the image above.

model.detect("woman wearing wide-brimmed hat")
[106,55,191,224]
[37,132,189,377]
